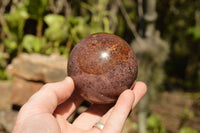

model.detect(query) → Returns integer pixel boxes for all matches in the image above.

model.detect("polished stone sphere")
[67,33,138,104]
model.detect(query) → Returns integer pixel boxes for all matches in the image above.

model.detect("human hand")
[12,77,147,133]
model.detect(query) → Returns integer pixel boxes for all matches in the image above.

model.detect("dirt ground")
[123,91,200,133]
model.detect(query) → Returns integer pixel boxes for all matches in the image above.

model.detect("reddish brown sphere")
[67,33,138,104]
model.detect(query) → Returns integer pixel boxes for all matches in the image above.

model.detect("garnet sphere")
[67,33,138,104]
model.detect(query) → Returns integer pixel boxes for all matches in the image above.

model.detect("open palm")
[13,77,147,133]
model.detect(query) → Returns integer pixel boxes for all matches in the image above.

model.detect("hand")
[12,77,147,133]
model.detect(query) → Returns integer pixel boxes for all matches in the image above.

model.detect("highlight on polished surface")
[67,33,138,104]
[100,52,109,59]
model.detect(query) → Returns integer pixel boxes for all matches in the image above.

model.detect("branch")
[117,0,147,47]
[138,0,144,19]
[116,0,140,39]
[64,0,71,17]
[110,0,119,31]
[49,0,65,14]
[0,0,12,39]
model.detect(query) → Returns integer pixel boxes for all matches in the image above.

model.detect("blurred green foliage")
[0,0,199,90]
[180,127,199,133]
[22,35,46,53]
[124,114,167,133]
[147,114,167,133]
[24,0,48,19]
[188,26,200,41]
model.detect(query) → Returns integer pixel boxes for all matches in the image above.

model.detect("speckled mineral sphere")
[67,33,138,104]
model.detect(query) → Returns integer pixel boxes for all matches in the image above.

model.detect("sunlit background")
[0,0,199,133]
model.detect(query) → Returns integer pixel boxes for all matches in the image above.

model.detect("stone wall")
[0,53,67,133]
[7,53,68,106]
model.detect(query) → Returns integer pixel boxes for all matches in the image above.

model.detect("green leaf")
[67,17,89,43]
[90,21,104,34]
[147,114,167,133]
[59,46,69,57]
[187,26,200,41]
[5,3,28,39]
[24,0,48,19]
[22,35,46,53]
[3,39,18,52]
[180,127,198,133]
[103,17,112,33]
[44,14,65,26]
[44,14,68,42]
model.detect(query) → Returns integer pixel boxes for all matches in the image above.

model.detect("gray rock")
[7,53,68,83]
[11,77,44,106]
[0,81,12,110]
[0,110,17,133]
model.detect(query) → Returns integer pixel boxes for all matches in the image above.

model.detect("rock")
[0,123,4,131]
[192,99,200,116]
[0,110,17,133]
[7,53,68,106]
[0,81,12,110]
[11,77,44,106]
[7,53,67,83]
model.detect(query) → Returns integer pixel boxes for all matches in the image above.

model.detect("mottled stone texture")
[68,33,138,104]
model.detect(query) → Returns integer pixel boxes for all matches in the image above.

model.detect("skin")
[12,77,147,133]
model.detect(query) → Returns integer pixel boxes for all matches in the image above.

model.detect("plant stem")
[66,40,73,52]
[36,18,43,38]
